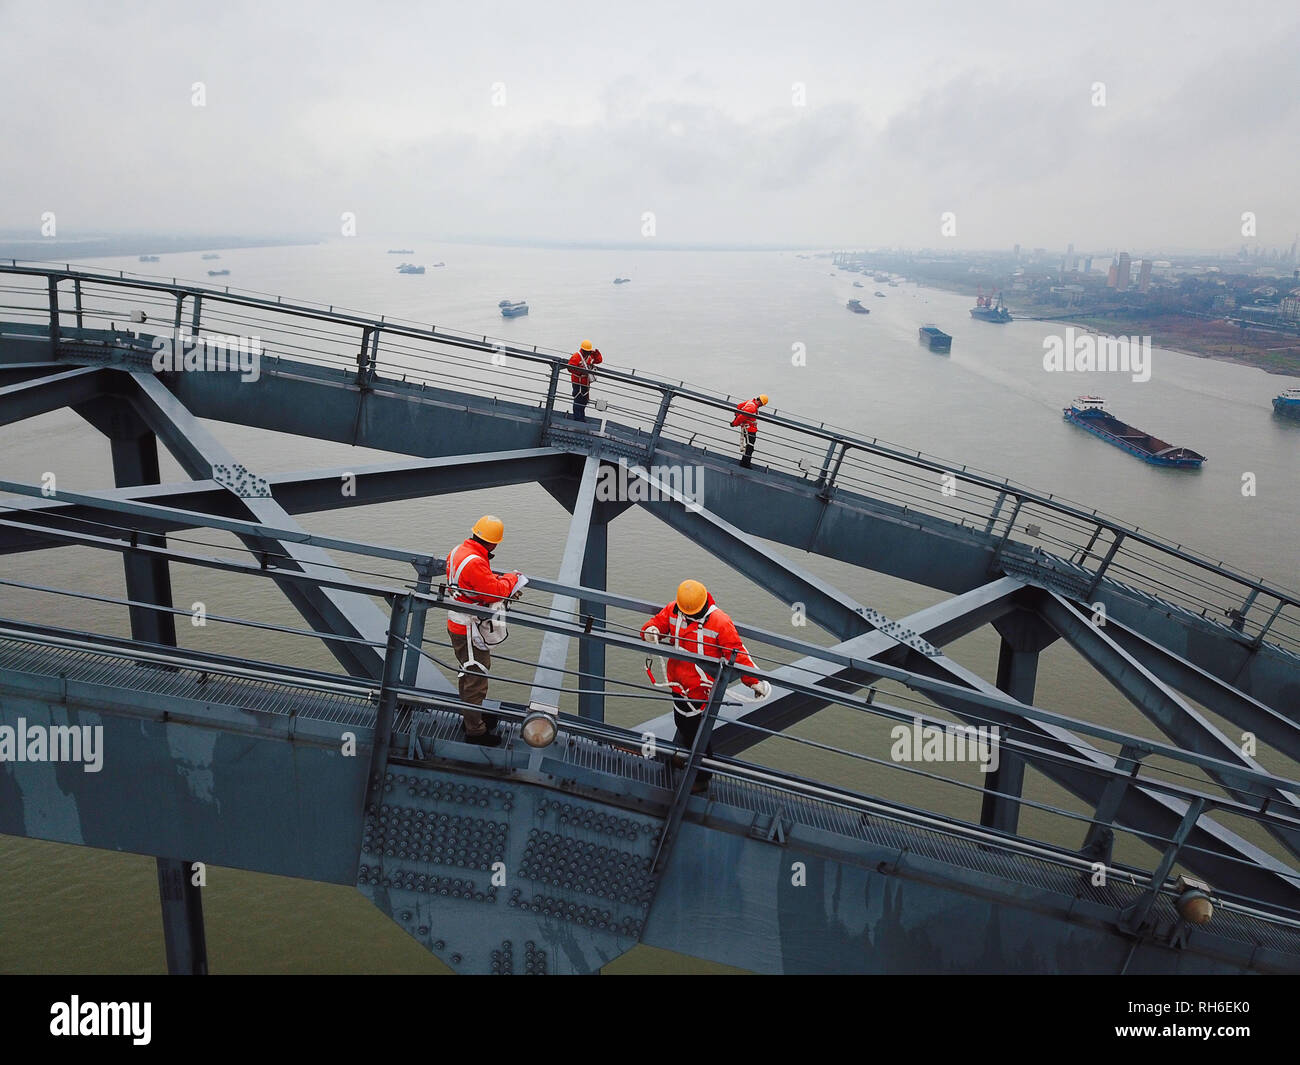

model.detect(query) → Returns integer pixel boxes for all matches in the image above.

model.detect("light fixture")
[521,704,558,748]
[1174,875,1214,925]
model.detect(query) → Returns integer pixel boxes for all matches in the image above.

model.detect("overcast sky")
[2,0,1297,251]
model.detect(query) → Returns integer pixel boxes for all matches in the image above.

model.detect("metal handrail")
[2,262,1296,653]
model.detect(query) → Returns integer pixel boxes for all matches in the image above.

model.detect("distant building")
[1107,262,1118,288]
[1138,259,1152,293]
[1116,252,1132,291]
[1281,296,1300,322]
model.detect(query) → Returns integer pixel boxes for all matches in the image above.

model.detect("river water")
[1,241,1296,972]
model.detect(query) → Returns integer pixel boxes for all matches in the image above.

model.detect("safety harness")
[447,547,511,676]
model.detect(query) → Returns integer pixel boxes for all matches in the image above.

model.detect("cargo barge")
[1063,396,1205,467]
[846,298,870,314]
[1273,387,1300,419]
[918,325,951,353]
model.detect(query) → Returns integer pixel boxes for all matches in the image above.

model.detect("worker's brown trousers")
[450,631,491,734]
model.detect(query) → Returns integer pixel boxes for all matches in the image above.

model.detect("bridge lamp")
[521,705,558,748]
[1174,875,1214,926]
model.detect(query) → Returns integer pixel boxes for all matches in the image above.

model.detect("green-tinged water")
[1,242,1296,972]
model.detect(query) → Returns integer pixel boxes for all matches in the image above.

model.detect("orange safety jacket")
[640,595,759,705]
[731,398,761,432]
[445,537,521,636]
[568,349,603,385]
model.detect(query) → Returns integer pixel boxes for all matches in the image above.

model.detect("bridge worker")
[567,340,603,423]
[446,515,527,746]
[730,394,768,468]
[640,579,770,793]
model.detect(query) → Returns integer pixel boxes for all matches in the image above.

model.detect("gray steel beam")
[631,465,874,641]
[578,515,609,721]
[530,455,601,711]
[107,415,206,976]
[980,609,1057,834]
[633,579,1300,906]
[0,450,572,556]
[897,641,1300,908]
[0,366,112,428]
[1100,612,1300,764]
[123,372,452,693]
[155,858,208,975]
[1037,590,1300,860]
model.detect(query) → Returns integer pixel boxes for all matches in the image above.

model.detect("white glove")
[747,679,771,699]
[642,625,660,644]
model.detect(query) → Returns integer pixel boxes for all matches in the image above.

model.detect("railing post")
[1252,599,1287,649]
[355,326,378,389]
[73,277,83,330]
[403,561,436,757]
[651,650,735,878]
[47,274,60,356]
[647,390,674,454]
[818,441,848,498]
[1081,742,1146,863]
[189,292,203,335]
[1228,587,1260,633]
[982,490,1009,535]
[540,360,562,432]
[988,496,1025,571]
[1085,532,1125,598]
[1073,521,1104,565]
[364,593,413,812]
[1119,795,1205,938]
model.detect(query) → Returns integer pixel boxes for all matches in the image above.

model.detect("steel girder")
[0,449,574,556]
[1036,589,1300,861]
[0,366,114,427]
[530,455,601,712]
[123,371,453,692]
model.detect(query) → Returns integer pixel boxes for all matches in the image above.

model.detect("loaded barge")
[1063,396,1205,468]
[918,325,951,353]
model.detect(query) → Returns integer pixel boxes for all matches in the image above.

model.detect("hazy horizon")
[2,1,1298,251]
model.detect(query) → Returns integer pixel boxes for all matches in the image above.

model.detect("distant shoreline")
[0,235,318,262]
[899,275,1300,380]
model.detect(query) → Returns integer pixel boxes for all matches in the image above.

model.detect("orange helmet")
[471,515,505,544]
[676,579,708,615]
[580,339,594,352]
[758,394,769,405]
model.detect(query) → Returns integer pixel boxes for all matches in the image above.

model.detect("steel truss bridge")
[2,262,1299,974]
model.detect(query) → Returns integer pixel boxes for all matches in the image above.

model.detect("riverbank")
[0,233,318,262]
[881,271,1300,378]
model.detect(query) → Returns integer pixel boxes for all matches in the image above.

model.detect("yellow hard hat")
[758,394,769,405]
[676,579,708,615]
[472,515,505,544]
[580,339,594,352]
